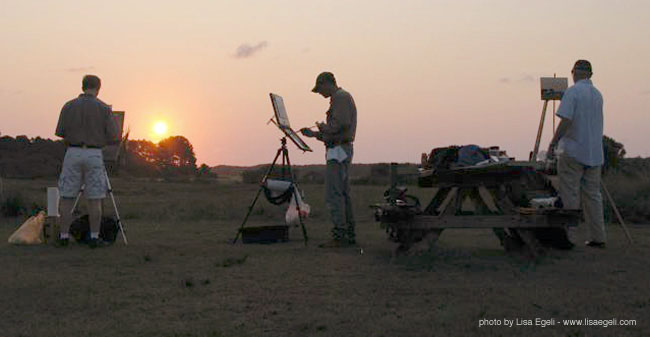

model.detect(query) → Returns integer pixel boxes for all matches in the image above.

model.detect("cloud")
[65,66,95,72]
[519,74,535,82]
[499,74,536,84]
[234,41,268,59]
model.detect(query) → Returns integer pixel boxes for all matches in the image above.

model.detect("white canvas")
[270,94,291,128]
[269,93,312,152]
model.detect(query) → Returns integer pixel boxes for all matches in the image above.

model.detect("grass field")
[1,178,649,337]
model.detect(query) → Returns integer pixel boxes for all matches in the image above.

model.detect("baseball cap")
[311,72,336,92]
[573,60,592,73]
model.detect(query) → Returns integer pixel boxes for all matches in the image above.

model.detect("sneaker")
[585,241,606,249]
[88,238,111,249]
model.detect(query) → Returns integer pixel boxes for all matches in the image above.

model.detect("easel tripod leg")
[601,182,633,244]
[71,185,85,213]
[292,187,308,245]
[532,100,549,161]
[233,187,264,244]
[104,170,128,245]
[233,147,284,244]
[283,147,308,245]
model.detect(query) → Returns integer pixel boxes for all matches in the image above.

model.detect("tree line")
[0,134,210,178]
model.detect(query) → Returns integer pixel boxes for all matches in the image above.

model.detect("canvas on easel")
[270,93,312,152]
[532,77,568,161]
[103,110,125,163]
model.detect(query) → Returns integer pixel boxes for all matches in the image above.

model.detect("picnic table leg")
[513,228,545,260]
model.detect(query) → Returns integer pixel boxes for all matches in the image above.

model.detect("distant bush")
[603,157,650,223]
[370,163,390,177]
[0,188,42,217]
[1,190,27,217]
[197,164,217,178]
[0,135,200,179]
[0,136,65,178]
[603,135,626,174]
[298,169,324,184]
[241,165,270,184]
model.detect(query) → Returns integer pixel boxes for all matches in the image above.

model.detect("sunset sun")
[153,121,168,136]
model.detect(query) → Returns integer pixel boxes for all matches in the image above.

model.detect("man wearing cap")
[548,60,606,248]
[301,72,357,247]
[55,75,118,248]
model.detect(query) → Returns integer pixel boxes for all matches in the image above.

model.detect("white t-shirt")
[556,79,604,166]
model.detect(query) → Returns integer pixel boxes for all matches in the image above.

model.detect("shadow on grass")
[394,246,563,273]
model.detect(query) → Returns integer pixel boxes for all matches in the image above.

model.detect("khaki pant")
[325,145,355,242]
[558,154,606,243]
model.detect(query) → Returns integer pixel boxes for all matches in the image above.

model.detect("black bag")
[69,215,119,244]
[262,179,295,205]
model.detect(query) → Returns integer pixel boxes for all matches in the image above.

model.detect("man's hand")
[300,128,315,138]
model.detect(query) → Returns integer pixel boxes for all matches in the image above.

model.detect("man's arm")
[318,114,344,136]
[300,128,317,138]
[548,89,575,154]
[317,94,352,143]
[299,127,334,147]
[104,108,120,145]
[549,117,572,151]
[55,103,68,138]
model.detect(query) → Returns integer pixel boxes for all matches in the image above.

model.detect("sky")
[1,0,649,166]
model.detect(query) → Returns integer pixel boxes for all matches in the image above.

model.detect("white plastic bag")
[285,189,310,226]
[326,145,348,163]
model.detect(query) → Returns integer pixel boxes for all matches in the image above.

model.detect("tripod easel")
[71,169,128,245]
[233,137,308,245]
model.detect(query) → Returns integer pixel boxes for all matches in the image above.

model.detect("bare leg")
[59,197,76,237]
[88,198,102,238]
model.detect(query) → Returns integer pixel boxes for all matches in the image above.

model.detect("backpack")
[69,215,119,244]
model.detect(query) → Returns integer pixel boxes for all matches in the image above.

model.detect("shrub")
[241,165,293,184]
[603,157,650,223]
[1,190,27,217]
[241,165,270,184]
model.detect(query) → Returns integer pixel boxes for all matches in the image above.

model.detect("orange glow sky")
[1,1,649,165]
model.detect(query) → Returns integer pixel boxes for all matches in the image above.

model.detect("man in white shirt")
[548,60,606,248]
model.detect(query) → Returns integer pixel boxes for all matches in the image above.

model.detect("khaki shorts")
[58,147,107,199]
